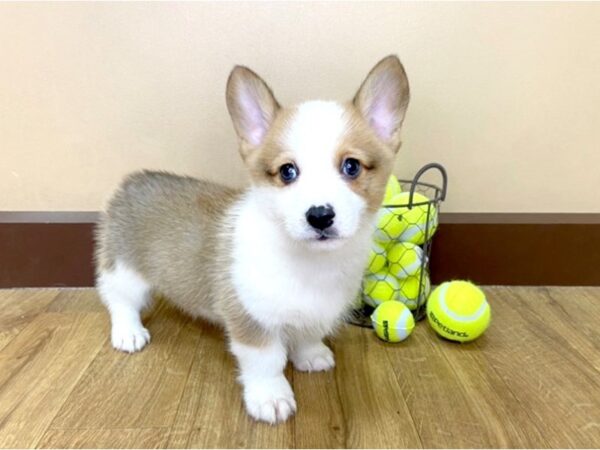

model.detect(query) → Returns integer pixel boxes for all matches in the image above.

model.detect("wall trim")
[2,211,599,224]
[0,211,100,223]
[1,212,599,287]
[440,213,600,224]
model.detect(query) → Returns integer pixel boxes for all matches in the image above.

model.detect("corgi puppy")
[95,55,410,424]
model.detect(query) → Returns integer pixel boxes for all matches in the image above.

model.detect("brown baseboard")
[429,219,600,286]
[0,220,95,288]
[1,212,599,288]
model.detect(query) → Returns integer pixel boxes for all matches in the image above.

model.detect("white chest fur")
[229,195,371,335]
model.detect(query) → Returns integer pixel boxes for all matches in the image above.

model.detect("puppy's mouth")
[314,229,340,241]
[302,228,346,250]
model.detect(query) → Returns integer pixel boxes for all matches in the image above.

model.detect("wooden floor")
[0,287,599,448]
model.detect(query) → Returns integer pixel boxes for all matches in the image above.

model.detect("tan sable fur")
[95,172,270,346]
[335,105,397,214]
[241,107,299,188]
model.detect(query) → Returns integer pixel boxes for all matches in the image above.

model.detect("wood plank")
[497,286,600,383]
[331,326,422,448]
[37,428,168,448]
[0,289,60,351]
[385,322,518,448]
[49,300,200,430]
[293,347,345,449]
[431,327,548,447]
[0,312,106,448]
[0,286,598,448]
[533,286,600,371]
[582,287,600,309]
[169,323,295,448]
[477,286,600,448]
[45,288,104,313]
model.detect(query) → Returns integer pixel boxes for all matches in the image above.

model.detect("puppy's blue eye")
[341,158,361,179]
[279,163,299,184]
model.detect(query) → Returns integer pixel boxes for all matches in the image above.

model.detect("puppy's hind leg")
[97,260,152,353]
[289,332,335,372]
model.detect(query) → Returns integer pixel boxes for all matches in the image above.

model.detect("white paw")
[291,342,335,372]
[243,376,297,424]
[111,321,150,353]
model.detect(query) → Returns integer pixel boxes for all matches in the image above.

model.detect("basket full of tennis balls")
[358,163,444,321]
[348,163,492,344]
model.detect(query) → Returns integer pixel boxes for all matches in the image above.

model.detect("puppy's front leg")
[230,337,296,424]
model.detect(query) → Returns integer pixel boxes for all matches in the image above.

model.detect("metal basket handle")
[407,162,448,208]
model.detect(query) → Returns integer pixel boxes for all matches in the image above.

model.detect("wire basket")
[347,162,448,327]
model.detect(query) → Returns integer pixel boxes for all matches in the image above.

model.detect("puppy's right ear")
[226,66,280,157]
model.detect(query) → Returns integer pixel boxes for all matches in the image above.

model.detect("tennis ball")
[427,281,491,342]
[362,271,399,307]
[372,206,407,242]
[387,242,424,278]
[383,175,402,204]
[371,301,415,342]
[393,192,438,245]
[398,270,431,310]
[366,241,387,274]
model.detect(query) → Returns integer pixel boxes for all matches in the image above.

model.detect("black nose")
[306,205,335,231]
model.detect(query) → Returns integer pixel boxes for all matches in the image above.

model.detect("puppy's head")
[226,55,410,250]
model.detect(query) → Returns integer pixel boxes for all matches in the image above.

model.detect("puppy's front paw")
[291,342,335,372]
[243,376,297,424]
[111,321,150,353]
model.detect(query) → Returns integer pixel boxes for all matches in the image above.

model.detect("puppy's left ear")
[226,66,280,158]
[353,55,410,152]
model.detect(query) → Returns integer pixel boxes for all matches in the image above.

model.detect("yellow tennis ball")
[371,301,415,342]
[392,192,438,245]
[383,175,402,204]
[427,281,491,342]
[374,177,403,241]
[398,270,431,310]
[387,242,424,278]
[372,206,407,242]
[362,271,399,307]
[366,241,387,274]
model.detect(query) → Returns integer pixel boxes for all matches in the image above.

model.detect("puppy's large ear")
[226,66,280,157]
[353,55,410,151]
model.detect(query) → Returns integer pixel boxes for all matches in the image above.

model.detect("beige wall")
[1,2,599,213]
